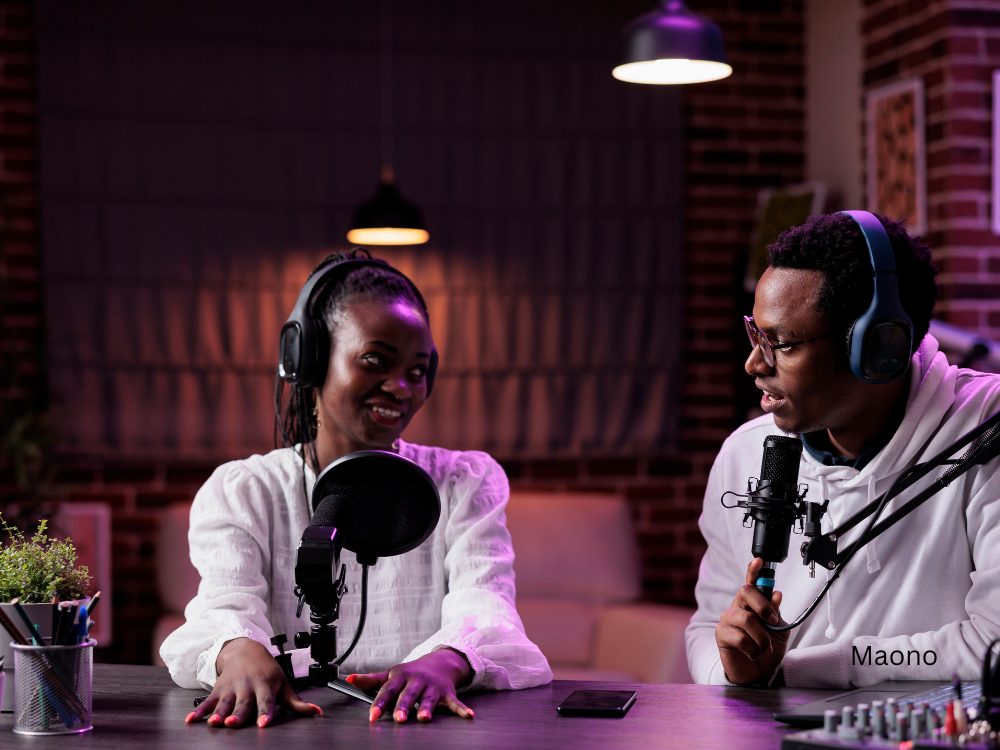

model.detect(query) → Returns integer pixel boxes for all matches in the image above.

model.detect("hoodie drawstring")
[819,476,838,640]
[865,476,881,574]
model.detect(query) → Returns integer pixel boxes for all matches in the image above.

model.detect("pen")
[51,596,59,642]
[74,605,87,645]
[54,602,66,646]
[66,604,79,645]
[10,599,44,646]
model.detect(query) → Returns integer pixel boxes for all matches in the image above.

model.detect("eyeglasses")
[743,316,832,367]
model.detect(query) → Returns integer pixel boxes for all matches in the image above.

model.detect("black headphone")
[277,250,438,395]
[840,211,914,383]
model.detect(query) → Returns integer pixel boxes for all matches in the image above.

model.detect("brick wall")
[862,0,1000,334]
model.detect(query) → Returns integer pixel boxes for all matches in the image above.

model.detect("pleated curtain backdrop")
[37,0,683,462]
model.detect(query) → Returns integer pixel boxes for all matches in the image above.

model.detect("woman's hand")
[348,648,474,723]
[184,637,322,728]
[715,558,790,686]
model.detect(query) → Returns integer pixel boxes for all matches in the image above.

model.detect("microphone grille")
[759,435,803,484]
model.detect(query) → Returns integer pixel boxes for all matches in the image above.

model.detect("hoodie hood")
[796,334,957,489]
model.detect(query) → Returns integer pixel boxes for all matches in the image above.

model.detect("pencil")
[87,591,101,619]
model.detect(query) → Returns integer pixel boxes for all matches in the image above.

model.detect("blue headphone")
[840,210,914,383]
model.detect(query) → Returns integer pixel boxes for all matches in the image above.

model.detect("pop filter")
[311,450,441,566]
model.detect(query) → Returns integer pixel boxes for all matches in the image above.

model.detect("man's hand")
[715,558,790,685]
[184,637,322,728]
[348,648,474,723]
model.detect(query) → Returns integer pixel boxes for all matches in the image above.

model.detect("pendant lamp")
[613,0,731,85]
[347,0,428,246]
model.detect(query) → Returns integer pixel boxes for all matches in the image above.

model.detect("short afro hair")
[767,213,938,360]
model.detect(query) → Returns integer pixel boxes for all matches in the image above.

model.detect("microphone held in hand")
[751,436,804,598]
[720,435,823,601]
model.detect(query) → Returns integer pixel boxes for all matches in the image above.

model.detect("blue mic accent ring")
[756,577,775,588]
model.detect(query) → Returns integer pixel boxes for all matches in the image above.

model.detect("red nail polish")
[209,714,221,723]
[257,716,268,728]
[224,715,239,725]
[468,709,475,717]
[346,674,357,684]
[307,703,323,715]
[185,712,197,723]
[395,710,407,722]
[370,706,382,722]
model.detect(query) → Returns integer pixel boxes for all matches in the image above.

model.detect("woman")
[160,250,551,728]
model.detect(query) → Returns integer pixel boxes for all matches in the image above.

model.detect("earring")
[312,405,320,428]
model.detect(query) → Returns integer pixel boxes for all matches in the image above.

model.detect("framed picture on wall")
[993,70,1000,235]
[866,77,927,237]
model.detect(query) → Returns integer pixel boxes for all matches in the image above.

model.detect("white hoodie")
[685,335,1000,688]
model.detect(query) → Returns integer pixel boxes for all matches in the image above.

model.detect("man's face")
[747,267,857,434]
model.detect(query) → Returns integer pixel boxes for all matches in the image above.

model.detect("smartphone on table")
[556,690,637,718]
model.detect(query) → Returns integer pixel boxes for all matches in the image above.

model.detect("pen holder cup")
[12,639,94,735]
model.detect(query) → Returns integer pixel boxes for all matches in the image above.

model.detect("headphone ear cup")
[426,349,439,397]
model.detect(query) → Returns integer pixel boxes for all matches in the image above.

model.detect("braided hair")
[274,248,429,477]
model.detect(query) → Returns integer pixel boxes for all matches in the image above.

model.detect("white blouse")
[159,441,552,692]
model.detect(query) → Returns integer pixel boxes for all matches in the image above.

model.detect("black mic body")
[750,435,804,599]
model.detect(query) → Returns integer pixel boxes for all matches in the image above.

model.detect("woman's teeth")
[371,405,402,419]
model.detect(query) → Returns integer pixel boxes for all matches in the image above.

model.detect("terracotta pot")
[0,602,53,712]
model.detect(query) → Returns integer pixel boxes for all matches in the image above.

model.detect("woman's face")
[315,297,434,454]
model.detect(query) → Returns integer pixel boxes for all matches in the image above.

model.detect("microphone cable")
[334,564,369,666]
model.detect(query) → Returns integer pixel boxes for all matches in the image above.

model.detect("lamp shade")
[347,178,429,246]
[613,0,731,85]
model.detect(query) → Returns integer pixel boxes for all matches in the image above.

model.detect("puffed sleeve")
[401,451,553,690]
[158,462,293,689]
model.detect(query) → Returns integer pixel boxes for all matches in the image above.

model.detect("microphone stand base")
[327,678,375,705]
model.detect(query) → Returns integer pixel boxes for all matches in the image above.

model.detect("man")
[685,212,1000,688]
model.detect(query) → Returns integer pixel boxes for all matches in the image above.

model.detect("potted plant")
[0,518,91,712]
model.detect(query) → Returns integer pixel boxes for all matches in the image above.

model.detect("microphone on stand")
[274,450,441,703]
[750,436,805,599]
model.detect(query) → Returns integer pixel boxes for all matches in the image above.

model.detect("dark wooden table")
[0,664,836,749]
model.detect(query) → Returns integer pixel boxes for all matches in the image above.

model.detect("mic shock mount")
[721,480,829,578]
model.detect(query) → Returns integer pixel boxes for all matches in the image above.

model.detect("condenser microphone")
[750,436,804,599]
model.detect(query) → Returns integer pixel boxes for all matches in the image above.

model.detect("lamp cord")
[334,564,369,666]
[381,0,394,175]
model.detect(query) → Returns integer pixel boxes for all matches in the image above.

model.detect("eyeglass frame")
[743,315,834,367]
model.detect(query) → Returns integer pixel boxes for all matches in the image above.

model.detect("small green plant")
[0,518,90,602]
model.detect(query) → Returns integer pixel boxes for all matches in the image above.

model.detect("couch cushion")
[593,603,695,684]
[506,492,641,603]
[516,596,597,666]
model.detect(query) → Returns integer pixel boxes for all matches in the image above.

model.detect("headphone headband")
[840,211,914,383]
[278,251,438,394]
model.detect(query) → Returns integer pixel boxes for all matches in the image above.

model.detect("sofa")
[505,492,693,683]
[153,492,695,684]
